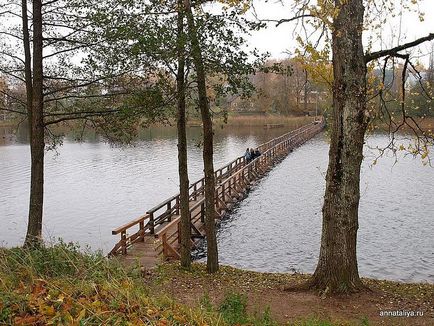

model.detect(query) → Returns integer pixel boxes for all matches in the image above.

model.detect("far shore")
[188,114,317,128]
[0,120,19,128]
[2,115,434,133]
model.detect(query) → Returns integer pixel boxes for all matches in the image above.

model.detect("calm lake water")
[1,125,433,283]
[0,125,289,249]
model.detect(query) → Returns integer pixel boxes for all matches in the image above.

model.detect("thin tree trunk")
[185,0,219,273]
[303,69,308,112]
[24,0,45,247]
[310,0,367,293]
[176,0,191,269]
[22,0,32,121]
[296,75,300,112]
[284,71,288,115]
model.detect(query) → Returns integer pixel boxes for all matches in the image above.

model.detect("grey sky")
[246,0,434,65]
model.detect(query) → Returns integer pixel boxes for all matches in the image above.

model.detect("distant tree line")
[222,58,331,116]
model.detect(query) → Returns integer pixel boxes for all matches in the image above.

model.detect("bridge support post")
[175,196,180,215]
[167,202,172,222]
[121,231,127,255]
[139,220,145,242]
[200,202,205,223]
[193,184,197,200]
[149,212,155,234]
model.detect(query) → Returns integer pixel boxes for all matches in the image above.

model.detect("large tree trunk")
[176,0,191,269]
[185,0,219,273]
[24,0,45,247]
[310,0,367,293]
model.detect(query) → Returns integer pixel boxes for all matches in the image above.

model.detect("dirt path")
[147,263,434,325]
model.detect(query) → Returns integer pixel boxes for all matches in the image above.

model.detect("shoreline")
[3,115,433,131]
[1,245,432,325]
[150,262,434,325]
[0,120,19,128]
[188,114,316,127]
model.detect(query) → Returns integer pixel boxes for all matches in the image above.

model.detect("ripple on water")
[1,127,286,252]
[209,134,434,283]
[1,130,433,283]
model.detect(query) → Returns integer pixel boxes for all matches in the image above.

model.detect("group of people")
[244,147,261,163]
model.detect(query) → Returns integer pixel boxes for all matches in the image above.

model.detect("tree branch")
[43,110,120,126]
[0,107,27,115]
[365,33,434,62]
[44,92,129,103]
[0,50,25,64]
[262,14,314,27]
[0,31,24,41]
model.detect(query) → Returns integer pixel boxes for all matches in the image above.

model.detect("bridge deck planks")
[115,198,207,269]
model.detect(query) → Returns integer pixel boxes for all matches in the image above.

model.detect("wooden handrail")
[147,158,244,215]
[110,118,325,256]
[215,120,324,192]
[112,214,149,235]
[146,194,179,214]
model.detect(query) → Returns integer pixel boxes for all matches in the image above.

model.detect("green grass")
[0,242,221,325]
[0,242,283,325]
[211,291,278,325]
[218,292,249,325]
[289,320,336,326]
[0,242,379,325]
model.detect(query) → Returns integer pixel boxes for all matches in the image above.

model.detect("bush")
[218,292,249,325]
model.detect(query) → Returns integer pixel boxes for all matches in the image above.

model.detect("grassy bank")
[1,244,433,325]
[0,244,287,325]
[0,243,222,325]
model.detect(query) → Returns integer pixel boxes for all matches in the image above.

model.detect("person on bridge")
[244,148,251,163]
[249,148,255,160]
[254,149,261,158]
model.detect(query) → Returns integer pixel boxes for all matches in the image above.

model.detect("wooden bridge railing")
[110,214,150,255]
[155,119,325,258]
[110,156,246,256]
[109,118,325,257]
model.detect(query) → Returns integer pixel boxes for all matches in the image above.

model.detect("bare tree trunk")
[284,70,289,115]
[295,74,300,112]
[303,69,308,112]
[185,0,219,273]
[176,0,191,269]
[22,0,32,119]
[24,0,45,247]
[310,0,367,293]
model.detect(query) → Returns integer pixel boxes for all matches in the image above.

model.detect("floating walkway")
[109,118,325,268]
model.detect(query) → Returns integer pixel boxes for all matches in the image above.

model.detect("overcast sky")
[245,0,434,65]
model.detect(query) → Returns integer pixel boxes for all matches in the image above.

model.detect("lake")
[1,125,433,283]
